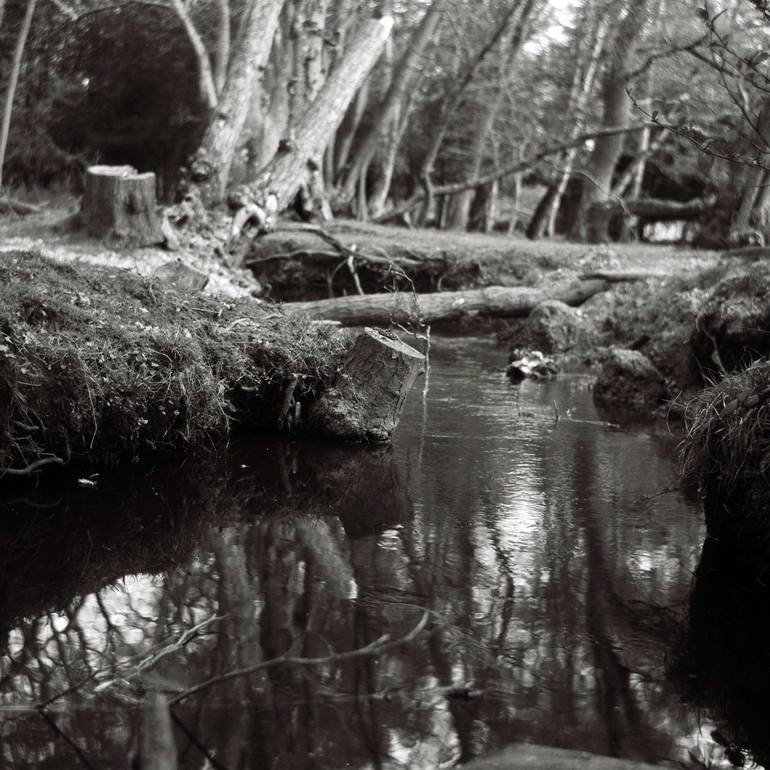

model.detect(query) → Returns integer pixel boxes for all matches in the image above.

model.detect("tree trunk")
[444,0,536,230]
[336,0,448,204]
[169,0,218,110]
[732,97,770,241]
[307,328,424,442]
[541,12,610,238]
[137,693,177,770]
[233,16,393,232]
[334,80,369,177]
[416,1,522,207]
[79,165,164,247]
[284,280,609,326]
[568,0,651,242]
[188,0,286,206]
[0,0,38,192]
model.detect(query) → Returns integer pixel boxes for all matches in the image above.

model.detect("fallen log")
[284,279,609,326]
[592,195,714,222]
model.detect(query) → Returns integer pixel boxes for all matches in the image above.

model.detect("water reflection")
[0,337,734,769]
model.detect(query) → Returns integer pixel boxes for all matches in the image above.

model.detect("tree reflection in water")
[0,338,743,769]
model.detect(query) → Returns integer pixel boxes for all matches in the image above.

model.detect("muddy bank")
[0,251,423,477]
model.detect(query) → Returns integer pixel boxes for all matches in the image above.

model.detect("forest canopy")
[2,0,770,245]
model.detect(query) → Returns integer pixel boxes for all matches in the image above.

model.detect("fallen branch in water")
[169,610,431,707]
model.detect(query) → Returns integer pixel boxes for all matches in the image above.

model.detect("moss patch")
[0,250,346,472]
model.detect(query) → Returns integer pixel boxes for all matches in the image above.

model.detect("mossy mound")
[0,250,345,473]
[691,266,770,377]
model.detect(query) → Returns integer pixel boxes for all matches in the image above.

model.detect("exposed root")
[0,456,65,477]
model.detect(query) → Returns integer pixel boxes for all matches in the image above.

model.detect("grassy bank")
[0,250,345,475]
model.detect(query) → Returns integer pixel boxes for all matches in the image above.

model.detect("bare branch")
[169,611,431,707]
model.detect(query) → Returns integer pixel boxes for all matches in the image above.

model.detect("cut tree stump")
[79,165,164,247]
[284,280,609,327]
[307,328,425,442]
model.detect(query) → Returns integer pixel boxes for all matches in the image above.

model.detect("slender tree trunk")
[213,0,231,94]
[334,80,369,177]
[0,0,38,192]
[416,1,521,203]
[540,11,610,238]
[337,0,448,203]
[170,0,218,110]
[732,97,770,239]
[444,0,536,230]
[189,0,286,206]
[569,0,651,242]
[507,172,522,235]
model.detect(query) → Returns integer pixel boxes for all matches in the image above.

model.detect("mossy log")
[284,279,608,326]
[79,165,164,247]
[307,328,424,442]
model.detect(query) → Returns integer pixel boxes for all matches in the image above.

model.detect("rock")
[691,266,770,377]
[593,348,667,413]
[526,299,582,353]
[152,259,209,292]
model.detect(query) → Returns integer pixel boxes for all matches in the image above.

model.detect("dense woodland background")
[2,0,770,246]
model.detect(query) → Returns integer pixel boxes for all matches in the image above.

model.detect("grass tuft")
[0,250,347,472]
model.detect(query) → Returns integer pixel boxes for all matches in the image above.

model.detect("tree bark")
[0,0,38,192]
[336,0,448,204]
[79,165,164,247]
[568,0,651,242]
[307,327,424,442]
[188,0,286,206]
[232,16,393,233]
[284,280,609,326]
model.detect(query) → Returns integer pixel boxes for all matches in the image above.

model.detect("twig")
[169,611,430,707]
[346,255,365,295]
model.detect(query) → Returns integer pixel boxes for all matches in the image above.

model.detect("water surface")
[0,336,727,768]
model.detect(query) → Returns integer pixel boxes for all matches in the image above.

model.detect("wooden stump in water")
[308,328,425,442]
[79,165,164,247]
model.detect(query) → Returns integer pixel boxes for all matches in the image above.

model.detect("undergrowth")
[681,361,770,490]
[0,250,346,473]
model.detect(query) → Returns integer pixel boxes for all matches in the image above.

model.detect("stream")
[0,336,741,769]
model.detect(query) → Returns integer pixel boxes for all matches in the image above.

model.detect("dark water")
[0,337,746,768]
